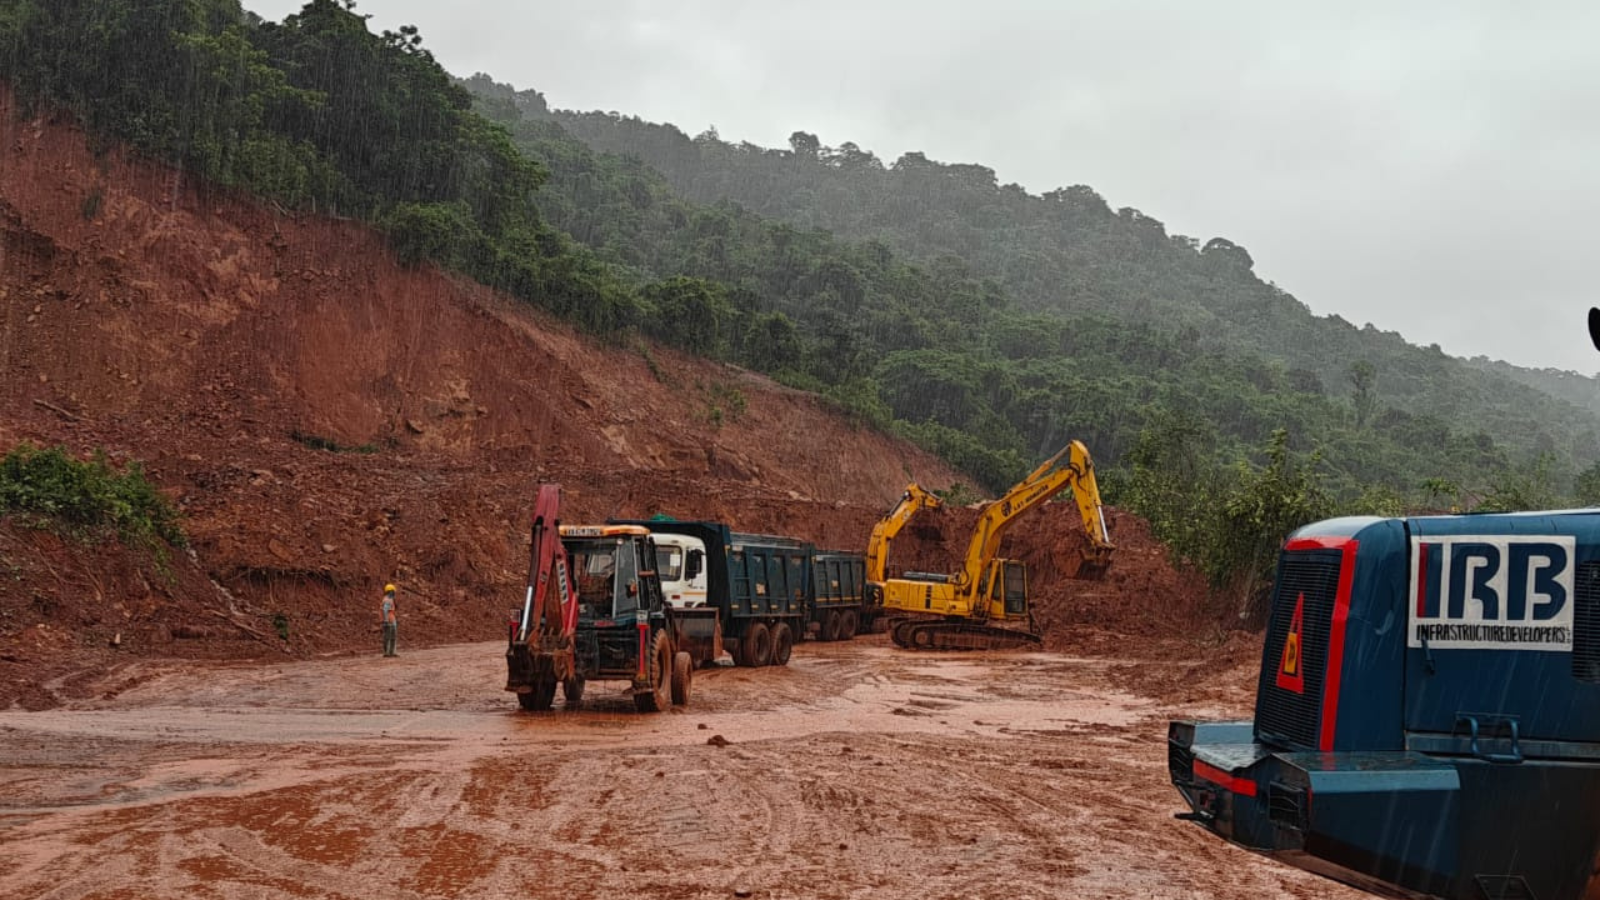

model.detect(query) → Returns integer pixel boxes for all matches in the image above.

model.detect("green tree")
[1348,360,1377,429]
[1214,429,1334,620]
[642,276,734,357]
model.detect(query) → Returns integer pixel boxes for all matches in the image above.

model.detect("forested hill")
[542,108,1600,454]
[7,0,1600,553]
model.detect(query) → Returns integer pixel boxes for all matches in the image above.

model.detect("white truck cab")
[652,533,709,608]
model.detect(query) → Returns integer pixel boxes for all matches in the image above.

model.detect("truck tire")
[562,676,585,708]
[771,622,794,666]
[840,609,859,641]
[518,677,557,712]
[825,610,844,643]
[671,651,693,706]
[636,631,672,712]
[744,622,772,667]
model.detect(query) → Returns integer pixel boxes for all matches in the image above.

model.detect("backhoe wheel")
[744,622,772,667]
[770,623,794,666]
[518,676,557,712]
[562,676,585,709]
[840,609,859,641]
[671,651,693,706]
[636,631,673,713]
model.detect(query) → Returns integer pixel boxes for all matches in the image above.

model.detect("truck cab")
[652,533,709,609]
[1170,512,1600,900]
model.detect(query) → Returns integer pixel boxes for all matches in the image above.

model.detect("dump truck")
[1169,510,1600,899]
[810,550,868,641]
[619,519,868,664]
[503,485,694,712]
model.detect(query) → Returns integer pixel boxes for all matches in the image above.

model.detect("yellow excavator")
[873,440,1114,651]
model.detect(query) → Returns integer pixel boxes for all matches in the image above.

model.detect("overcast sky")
[246,1,1600,375]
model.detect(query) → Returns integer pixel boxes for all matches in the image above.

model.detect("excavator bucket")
[1065,545,1114,581]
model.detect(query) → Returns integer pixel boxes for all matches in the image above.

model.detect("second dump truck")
[617,519,868,666]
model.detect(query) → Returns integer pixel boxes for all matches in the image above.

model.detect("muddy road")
[0,639,1363,899]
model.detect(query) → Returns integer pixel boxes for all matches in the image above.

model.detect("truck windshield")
[656,546,683,581]
[565,538,640,619]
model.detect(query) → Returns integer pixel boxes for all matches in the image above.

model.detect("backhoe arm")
[519,483,576,642]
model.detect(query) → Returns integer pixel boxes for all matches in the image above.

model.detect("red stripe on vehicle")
[1285,535,1355,551]
[1194,761,1257,797]
[637,622,649,679]
[1319,540,1359,752]
[1415,542,1428,618]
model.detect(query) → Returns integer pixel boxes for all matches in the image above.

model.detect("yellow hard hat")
[384,583,397,594]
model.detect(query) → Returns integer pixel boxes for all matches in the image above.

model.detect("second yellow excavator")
[872,440,1114,651]
[865,483,944,586]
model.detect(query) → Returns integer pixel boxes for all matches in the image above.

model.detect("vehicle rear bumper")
[1168,720,1460,898]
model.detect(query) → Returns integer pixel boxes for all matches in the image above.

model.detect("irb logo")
[1408,535,1574,652]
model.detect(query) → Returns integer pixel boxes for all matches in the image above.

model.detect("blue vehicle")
[1170,511,1600,899]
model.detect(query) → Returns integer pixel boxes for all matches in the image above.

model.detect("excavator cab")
[976,560,1028,618]
[1001,561,1027,616]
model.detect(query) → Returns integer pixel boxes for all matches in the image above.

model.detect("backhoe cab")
[874,441,1114,650]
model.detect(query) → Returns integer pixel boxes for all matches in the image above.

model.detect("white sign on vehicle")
[1408,535,1575,651]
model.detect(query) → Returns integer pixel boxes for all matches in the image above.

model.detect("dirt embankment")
[0,88,1229,708]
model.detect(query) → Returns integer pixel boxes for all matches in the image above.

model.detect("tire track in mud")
[0,640,1367,900]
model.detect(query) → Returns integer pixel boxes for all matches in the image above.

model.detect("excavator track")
[888,617,1042,651]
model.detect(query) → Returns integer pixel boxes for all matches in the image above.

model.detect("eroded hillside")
[0,91,983,703]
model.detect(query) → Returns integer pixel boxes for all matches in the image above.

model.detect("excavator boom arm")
[865,483,944,583]
[956,440,1113,592]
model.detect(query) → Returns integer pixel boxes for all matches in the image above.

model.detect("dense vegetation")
[551,111,1600,467]
[6,1,1599,606]
[0,0,639,331]
[470,81,1600,498]
[0,444,184,548]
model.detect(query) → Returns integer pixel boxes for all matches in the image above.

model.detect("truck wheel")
[518,677,557,712]
[562,676,585,708]
[840,609,859,641]
[635,631,672,712]
[744,622,772,667]
[771,623,794,666]
[671,651,693,706]
[825,610,845,642]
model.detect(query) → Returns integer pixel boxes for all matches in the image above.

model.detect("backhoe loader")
[872,441,1114,651]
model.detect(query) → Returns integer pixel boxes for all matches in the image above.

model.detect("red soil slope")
[0,91,1222,707]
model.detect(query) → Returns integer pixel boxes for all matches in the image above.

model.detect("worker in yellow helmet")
[379,583,399,657]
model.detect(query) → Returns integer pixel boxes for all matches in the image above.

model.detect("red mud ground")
[0,92,1358,898]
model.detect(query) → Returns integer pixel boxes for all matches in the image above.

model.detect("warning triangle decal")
[1275,592,1306,694]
